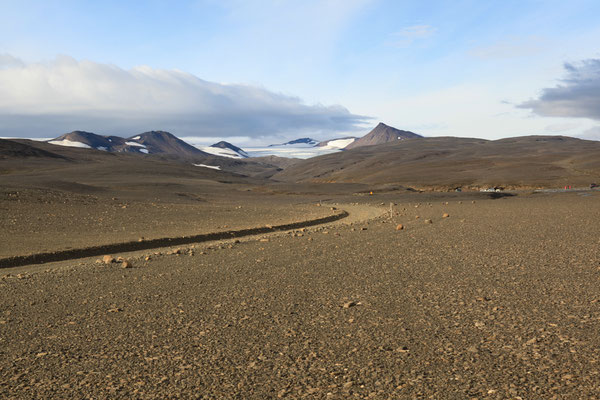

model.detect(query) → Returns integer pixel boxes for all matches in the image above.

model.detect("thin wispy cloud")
[519,59,600,120]
[390,25,436,47]
[0,55,369,138]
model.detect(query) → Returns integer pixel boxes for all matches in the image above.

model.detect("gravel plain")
[1,191,600,398]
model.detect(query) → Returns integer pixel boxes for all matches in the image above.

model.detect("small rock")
[343,301,360,308]
[415,215,420,219]
[442,213,450,218]
[396,224,404,231]
[343,381,353,389]
[103,255,115,264]
[121,260,132,269]
[424,219,433,224]
[259,238,269,242]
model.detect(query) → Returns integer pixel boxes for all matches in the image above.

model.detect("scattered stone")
[424,219,433,224]
[103,255,115,264]
[144,256,151,261]
[396,224,404,230]
[121,260,132,269]
[415,215,420,219]
[259,238,269,242]
[343,301,360,308]
[442,213,450,218]
[360,227,367,231]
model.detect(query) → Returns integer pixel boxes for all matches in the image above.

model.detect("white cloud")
[578,126,600,140]
[0,55,369,138]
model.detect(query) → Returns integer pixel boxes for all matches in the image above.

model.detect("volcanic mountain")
[345,122,421,150]
[48,131,127,151]
[48,130,209,157]
[132,131,208,157]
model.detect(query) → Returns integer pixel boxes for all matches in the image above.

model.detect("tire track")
[0,210,349,269]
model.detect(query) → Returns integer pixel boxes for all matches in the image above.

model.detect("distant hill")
[200,141,249,159]
[0,139,67,160]
[47,130,209,157]
[345,122,421,150]
[275,135,600,190]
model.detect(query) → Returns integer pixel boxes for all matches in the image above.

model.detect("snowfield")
[199,146,248,159]
[321,138,355,149]
[48,139,91,149]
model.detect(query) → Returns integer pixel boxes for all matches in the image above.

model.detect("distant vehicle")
[591,183,598,189]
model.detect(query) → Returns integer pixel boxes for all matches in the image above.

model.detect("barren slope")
[275,136,600,190]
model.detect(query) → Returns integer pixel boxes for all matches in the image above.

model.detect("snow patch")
[126,141,146,147]
[193,163,221,170]
[97,146,108,151]
[139,148,149,154]
[48,139,91,149]
[132,136,141,140]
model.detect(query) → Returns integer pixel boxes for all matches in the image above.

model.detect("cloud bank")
[0,55,369,138]
[519,59,600,120]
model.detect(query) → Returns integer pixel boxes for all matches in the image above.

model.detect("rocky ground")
[0,187,332,258]
[1,191,600,398]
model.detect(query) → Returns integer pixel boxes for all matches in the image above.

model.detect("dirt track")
[2,192,600,398]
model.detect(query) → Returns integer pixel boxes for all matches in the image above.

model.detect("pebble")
[396,224,404,230]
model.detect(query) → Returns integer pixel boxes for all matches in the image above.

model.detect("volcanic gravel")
[1,192,600,398]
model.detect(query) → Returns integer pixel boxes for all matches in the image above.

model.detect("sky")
[1,0,600,145]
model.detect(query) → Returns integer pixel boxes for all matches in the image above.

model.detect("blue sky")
[1,0,600,143]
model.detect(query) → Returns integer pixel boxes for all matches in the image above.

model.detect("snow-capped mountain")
[269,138,319,147]
[47,130,209,157]
[199,141,249,159]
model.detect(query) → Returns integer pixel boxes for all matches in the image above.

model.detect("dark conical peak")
[345,122,421,150]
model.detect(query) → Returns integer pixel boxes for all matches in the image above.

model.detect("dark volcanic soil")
[2,192,600,398]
